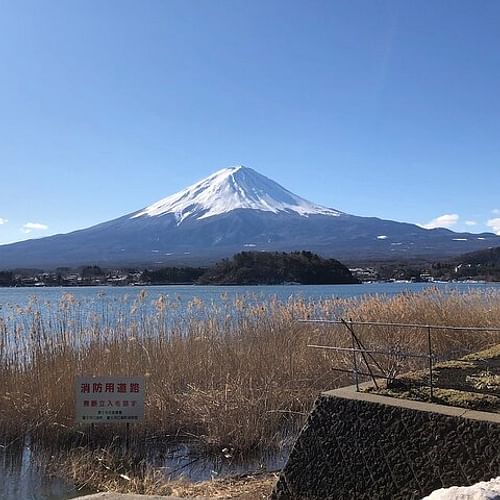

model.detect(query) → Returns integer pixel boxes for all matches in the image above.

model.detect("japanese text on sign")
[75,376,145,423]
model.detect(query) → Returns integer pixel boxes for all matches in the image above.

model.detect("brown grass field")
[1,287,499,493]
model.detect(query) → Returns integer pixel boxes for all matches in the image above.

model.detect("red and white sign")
[75,376,145,423]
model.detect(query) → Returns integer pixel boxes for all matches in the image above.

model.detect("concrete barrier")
[273,386,500,499]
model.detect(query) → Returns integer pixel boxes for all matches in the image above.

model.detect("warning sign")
[75,376,145,423]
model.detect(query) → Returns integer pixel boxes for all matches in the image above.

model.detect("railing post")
[350,319,360,391]
[427,326,434,401]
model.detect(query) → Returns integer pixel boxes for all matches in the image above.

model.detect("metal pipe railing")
[298,319,500,332]
[302,318,500,402]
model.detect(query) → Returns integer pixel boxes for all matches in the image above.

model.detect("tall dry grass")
[0,288,499,457]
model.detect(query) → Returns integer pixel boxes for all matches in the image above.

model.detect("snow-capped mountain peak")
[2,165,499,269]
[132,165,343,224]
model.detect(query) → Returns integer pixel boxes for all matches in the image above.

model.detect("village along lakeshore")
[1,246,500,288]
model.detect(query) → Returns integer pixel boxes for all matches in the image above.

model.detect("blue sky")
[1,0,499,244]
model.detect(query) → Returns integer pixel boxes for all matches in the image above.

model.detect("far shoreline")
[1,280,499,290]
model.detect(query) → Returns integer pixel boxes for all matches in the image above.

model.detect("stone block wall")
[272,388,500,499]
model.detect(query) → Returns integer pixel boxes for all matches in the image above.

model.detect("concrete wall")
[273,387,500,499]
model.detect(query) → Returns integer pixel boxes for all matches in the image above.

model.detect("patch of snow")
[422,476,500,499]
[244,243,257,247]
[391,242,403,246]
[477,237,486,240]
[453,238,468,241]
[131,166,342,224]
[377,235,388,240]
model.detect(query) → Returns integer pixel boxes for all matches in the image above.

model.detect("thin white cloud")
[22,222,49,234]
[492,208,500,215]
[464,220,477,226]
[421,214,459,230]
[0,217,8,225]
[487,218,500,235]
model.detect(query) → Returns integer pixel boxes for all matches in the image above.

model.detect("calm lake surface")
[2,281,500,500]
[1,281,500,309]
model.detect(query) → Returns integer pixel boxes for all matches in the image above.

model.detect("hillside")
[448,246,500,281]
[0,166,498,269]
[456,246,500,266]
[352,246,500,282]
[197,251,359,285]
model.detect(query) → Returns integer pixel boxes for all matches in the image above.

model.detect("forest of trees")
[141,266,206,284]
[0,271,14,286]
[197,251,359,285]
[445,246,500,281]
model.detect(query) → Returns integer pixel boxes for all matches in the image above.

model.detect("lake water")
[0,443,90,500]
[1,281,499,309]
[1,281,500,499]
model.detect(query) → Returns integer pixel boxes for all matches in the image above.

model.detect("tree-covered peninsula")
[197,251,359,285]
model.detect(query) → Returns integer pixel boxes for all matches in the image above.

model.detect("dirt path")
[74,473,277,499]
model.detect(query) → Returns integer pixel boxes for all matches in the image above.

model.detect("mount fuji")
[0,165,498,269]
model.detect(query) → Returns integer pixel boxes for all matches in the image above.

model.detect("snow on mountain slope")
[0,164,498,269]
[131,165,343,224]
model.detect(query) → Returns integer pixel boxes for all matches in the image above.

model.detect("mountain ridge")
[0,166,498,269]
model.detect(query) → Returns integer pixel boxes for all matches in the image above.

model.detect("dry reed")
[46,445,276,497]
[0,287,499,459]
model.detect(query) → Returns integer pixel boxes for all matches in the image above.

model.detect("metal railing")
[300,319,500,401]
